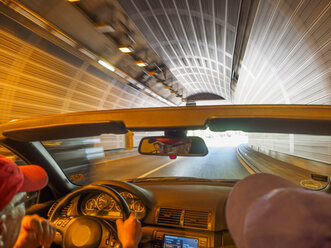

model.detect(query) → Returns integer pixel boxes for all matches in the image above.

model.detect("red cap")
[0,155,48,211]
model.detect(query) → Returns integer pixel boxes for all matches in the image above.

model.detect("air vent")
[47,200,59,218]
[60,203,72,217]
[184,210,209,229]
[157,208,182,226]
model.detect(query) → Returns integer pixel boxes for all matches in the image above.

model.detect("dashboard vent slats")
[157,208,181,225]
[184,210,209,229]
[60,203,72,217]
[47,200,59,218]
[157,208,210,230]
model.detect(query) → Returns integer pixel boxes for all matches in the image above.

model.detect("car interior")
[0,105,330,248]
[0,0,330,247]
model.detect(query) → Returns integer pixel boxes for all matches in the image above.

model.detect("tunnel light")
[135,60,148,67]
[98,60,115,72]
[68,0,80,2]
[136,84,145,90]
[147,71,156,75]
[10,4,48,29]
[50,30,76,47]
[127,78,137,85]
[95,23,115,33]
[78,48,97,61]
[115,70,127,78]
[118,46,134,53]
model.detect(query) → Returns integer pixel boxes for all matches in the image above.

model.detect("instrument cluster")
[80,191,145,219]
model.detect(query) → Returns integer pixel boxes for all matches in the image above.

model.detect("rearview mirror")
[139,136,208,156]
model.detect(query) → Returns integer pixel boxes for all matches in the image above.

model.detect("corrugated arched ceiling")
[9,0,330,105]
[0,0,330,108]
[118,0,330,104]
[119,0,241,100]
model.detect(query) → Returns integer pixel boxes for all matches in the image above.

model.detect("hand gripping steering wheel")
[48,184,131,248]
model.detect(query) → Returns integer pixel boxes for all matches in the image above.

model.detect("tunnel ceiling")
[10,0,330,106]
[17,0,241,103]
[17,0,185,105]
[118,0,241,101]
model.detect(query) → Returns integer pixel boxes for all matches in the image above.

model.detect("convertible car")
[0,105,330,248]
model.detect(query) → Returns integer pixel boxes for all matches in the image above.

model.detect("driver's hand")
[116,212,142,248]
[13,214,56,248]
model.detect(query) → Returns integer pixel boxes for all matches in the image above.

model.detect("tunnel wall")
[0,11,167,150]
[234,0,330,105]
[234,0,331,166]
[248,134,331,165]
[0,12,165,124]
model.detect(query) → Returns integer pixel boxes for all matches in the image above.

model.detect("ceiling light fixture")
[118,46,134,53]
[95,23,116,33]
[78,48,98,61]
[98,60,115,72]
[147,71,156,75]
[135,60,148,67]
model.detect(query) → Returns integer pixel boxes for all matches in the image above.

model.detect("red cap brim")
[19,165,48,192]
[0,155,48,211]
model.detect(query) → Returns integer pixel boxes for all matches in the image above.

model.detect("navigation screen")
[163,235,198,248]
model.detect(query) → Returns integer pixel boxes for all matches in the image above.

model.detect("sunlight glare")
[188,129,248,147]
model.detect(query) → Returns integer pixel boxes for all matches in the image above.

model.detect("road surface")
[85,146,250,183]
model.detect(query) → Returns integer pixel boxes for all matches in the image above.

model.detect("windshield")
[41,131,331,189]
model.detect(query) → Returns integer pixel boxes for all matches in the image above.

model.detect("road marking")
[96,154,140,165]
[137,157,183,178]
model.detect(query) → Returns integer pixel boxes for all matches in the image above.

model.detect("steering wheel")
[48,184,131,248]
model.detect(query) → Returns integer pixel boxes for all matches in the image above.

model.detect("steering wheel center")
[64,216,102,248]
[72,226,90,245]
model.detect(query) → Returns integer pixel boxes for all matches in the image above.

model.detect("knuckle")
[42,220,49,227]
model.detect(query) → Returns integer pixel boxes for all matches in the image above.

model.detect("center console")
[163,234,203,248]
[153,231,209,248]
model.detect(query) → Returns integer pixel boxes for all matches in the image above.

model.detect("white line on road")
[137,157,183,178]
[96,154,140,165]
